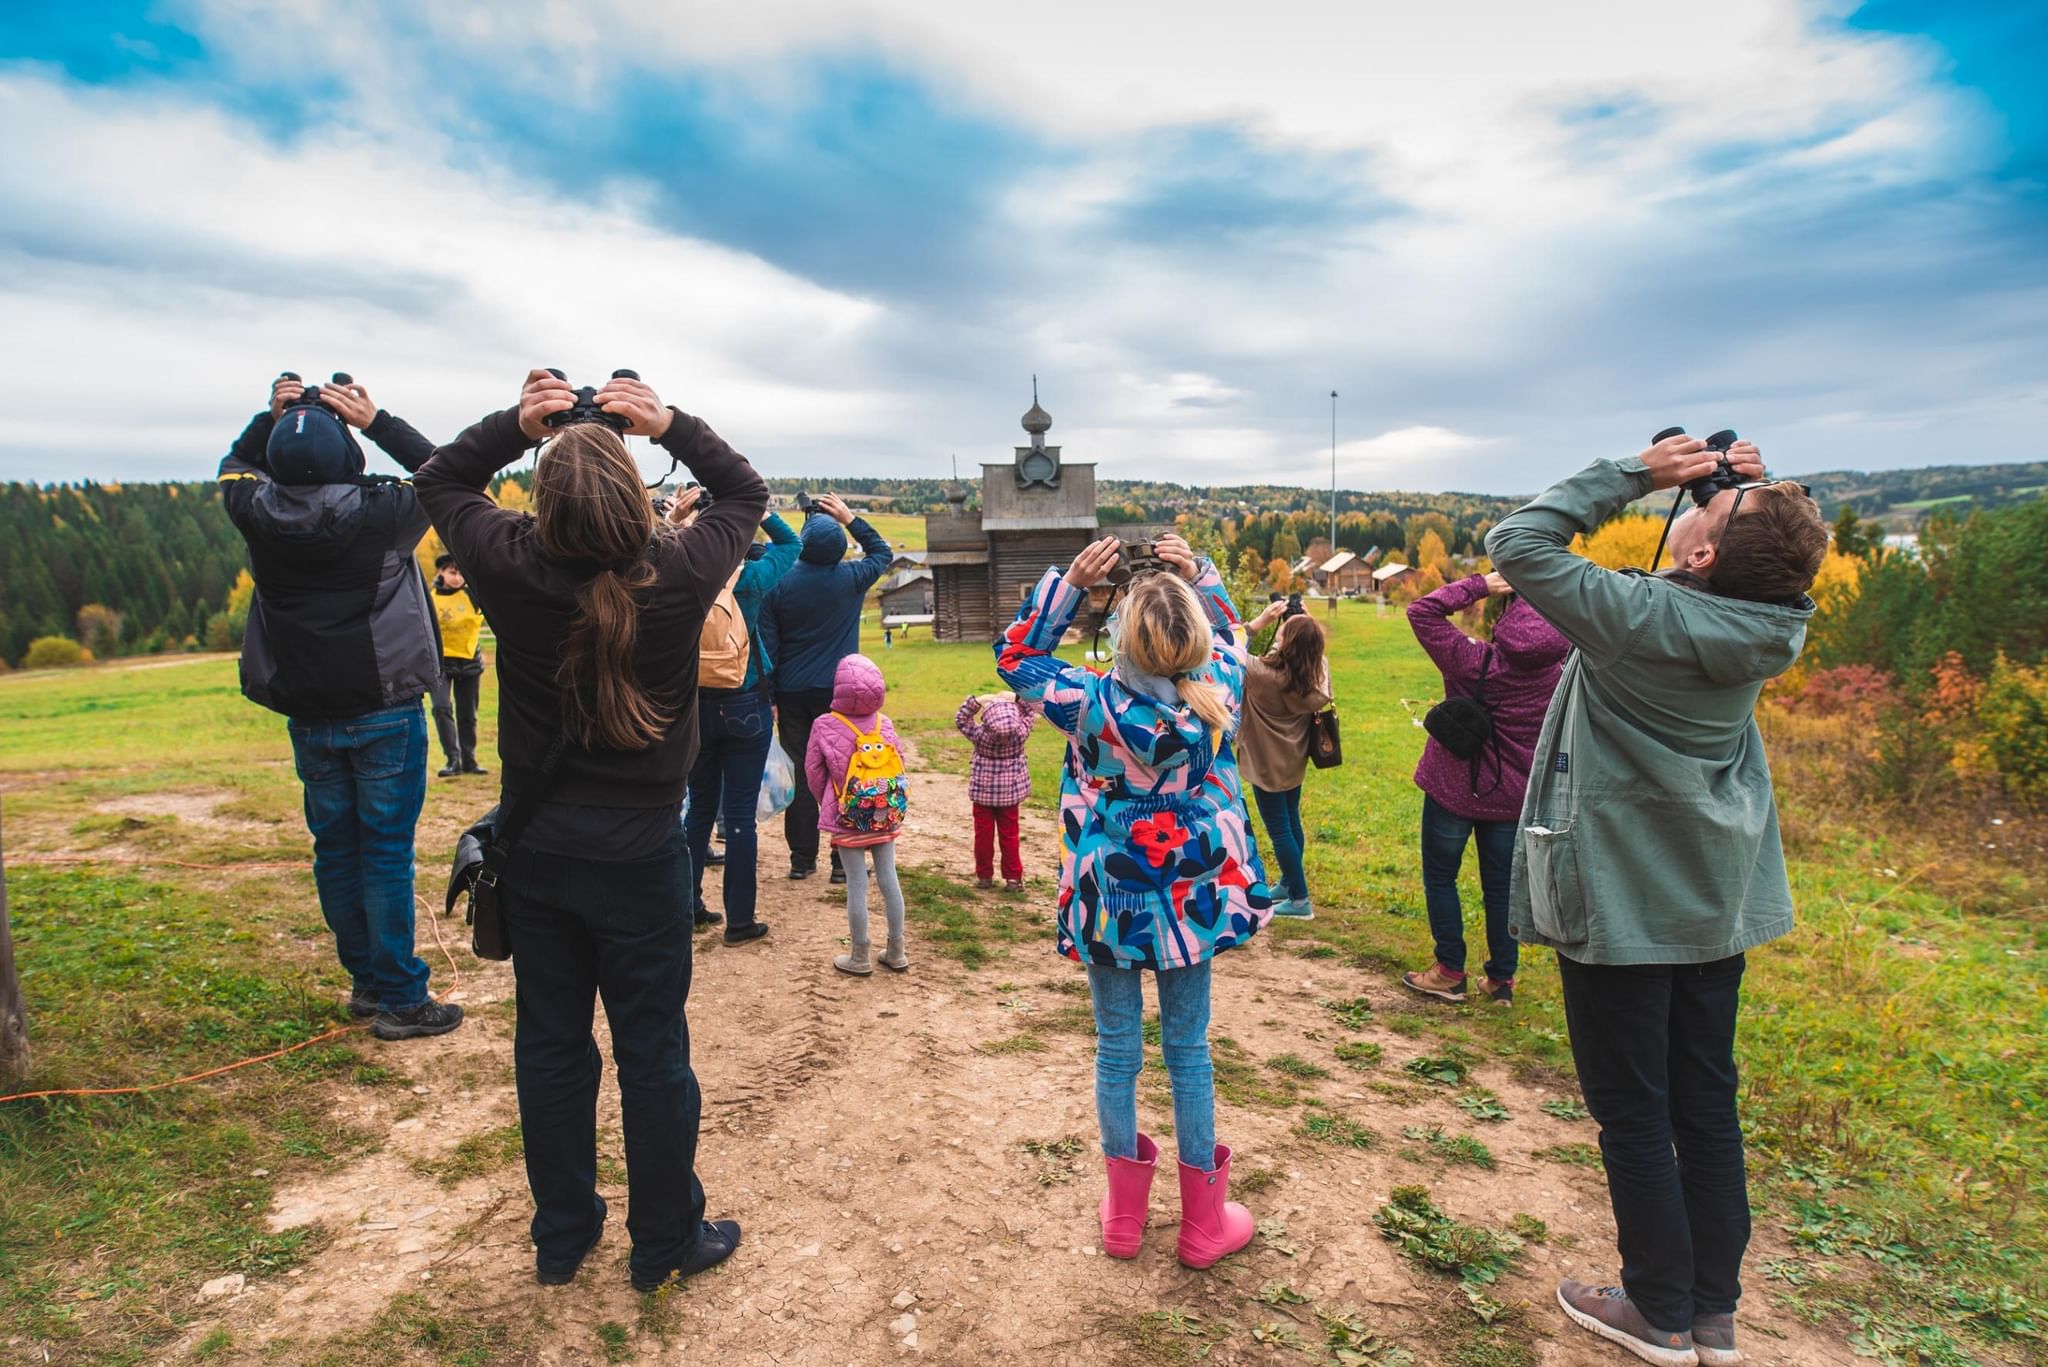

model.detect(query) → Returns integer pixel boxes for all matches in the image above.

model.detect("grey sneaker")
[370,997,465,1041]
[1693,1313,1740,1367]
[1556,1282,1698,1367]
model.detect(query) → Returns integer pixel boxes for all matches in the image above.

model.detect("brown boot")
[1476,975,1515,1005]
[1556,1282,1697,1367]
[1401,963,1467,1002]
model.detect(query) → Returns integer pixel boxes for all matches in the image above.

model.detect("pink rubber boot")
[1099,1133,1158,1258]
[1175,1143,1255,1269]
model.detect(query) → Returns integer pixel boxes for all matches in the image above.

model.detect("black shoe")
[704,849,725,867]
[723,922,769,946]
[828,863,848,885]
[788,864,815,881]
[536,1218,605,1286]
[347,989,379,1019]
[370,997,465,1041]
[693,902,723,930]
[438,763,462,778]
[461,758,488,775]
[631,1219,742,1294]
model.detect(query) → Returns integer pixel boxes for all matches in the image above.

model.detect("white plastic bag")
[758,740,797,822]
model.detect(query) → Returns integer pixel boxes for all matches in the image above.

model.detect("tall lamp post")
[1328,390,1339,556]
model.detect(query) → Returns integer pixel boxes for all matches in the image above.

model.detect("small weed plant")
[1374,1185,1522,1285]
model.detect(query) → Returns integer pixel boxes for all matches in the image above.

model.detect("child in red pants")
[955,692,1039,890]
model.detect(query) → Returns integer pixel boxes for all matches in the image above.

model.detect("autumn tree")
[75,602,124,659]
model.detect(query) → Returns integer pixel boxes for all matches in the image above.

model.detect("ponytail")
[1121,574,1232,745]
[532,425,673,752]
[1175,674,1232,743]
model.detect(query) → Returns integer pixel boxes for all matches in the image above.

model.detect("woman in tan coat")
[1238,605,1333,919]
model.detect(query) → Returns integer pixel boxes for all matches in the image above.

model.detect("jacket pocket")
[1523,821,1587,945]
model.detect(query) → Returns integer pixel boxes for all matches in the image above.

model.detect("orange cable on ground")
[417,893,464,989]
[0,1025,365,1105]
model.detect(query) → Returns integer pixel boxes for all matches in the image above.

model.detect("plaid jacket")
[956,695,1040,808]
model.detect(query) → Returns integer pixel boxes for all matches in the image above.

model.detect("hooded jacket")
[1238,650,1334,794]
[803,653,905,846]
[219,408,442,721]
[1486,457,1814,965]
[997,561,1275,971]
[1408,575,1570,821]
[759,512,893,693]
[955,693,1041,808]
[726,512,801,692]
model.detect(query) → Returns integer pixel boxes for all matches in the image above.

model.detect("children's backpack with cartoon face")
[831,713,908,835]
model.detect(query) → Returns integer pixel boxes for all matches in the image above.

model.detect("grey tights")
[840,842,905,946]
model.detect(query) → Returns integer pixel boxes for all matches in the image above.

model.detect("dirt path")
[152,769,1858,1367]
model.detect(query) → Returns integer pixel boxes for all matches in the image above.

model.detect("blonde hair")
[531,424,670,751]
[1119,574,1231,741]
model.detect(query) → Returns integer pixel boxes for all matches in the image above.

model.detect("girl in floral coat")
[996,533,1274,1270]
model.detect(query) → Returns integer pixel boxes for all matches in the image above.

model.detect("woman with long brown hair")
[415,369,767,1293]
[1238,604,1333,918]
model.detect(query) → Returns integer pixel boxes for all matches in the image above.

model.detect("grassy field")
[1,601,2043,1364]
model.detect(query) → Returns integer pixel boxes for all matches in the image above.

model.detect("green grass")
[1298,1107,1377,1149]
[2,592,2044,1362]
[1403,1125,1498,1170]
[1373,1185,1522,1286]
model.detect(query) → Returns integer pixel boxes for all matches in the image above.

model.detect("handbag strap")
[493,735,569,854]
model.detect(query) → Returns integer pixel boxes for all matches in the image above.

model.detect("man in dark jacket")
[220,374,463,1042]
[757,495,891,879]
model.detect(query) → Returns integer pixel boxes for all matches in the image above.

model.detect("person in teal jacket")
[1486,433,1828,1367]
[678,492,801,944]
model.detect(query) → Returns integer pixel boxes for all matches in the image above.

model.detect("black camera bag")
[1423,648,1503,797]
[444,737,565,961]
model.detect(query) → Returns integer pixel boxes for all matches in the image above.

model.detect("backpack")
[830,713,909,835]
[1423,646,1503,797]
[698,567,750,689]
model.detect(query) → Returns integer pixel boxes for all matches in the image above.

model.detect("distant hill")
[1785,462,2046,531]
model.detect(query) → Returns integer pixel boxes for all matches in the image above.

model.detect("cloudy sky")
[2,1,2042,493]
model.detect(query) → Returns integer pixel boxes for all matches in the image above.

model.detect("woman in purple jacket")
[1403,572,1569,1005]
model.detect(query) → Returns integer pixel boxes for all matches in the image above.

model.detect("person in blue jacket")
[758,494,892,880]
[675,489,801,943]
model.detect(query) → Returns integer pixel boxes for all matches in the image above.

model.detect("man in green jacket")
[1486,433,1828,1367]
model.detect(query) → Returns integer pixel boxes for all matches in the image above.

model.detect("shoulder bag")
[1306,705,1343,770]
[1423,647,1503,797]
[443,737,566,961]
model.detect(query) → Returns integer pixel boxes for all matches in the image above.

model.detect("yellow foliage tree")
[1570,514,1667,571]
[1416,530,1451,577]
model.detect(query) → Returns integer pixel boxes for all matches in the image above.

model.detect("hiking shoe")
[723,922,769,946]
[1402,963,1468,1002]
[975,877,996,890]
[1004,880,1025,894]
[1693,1313,1740,1367]
[536,1219,605,1286]
[460,759,488,776]
[829,863,848,885]
[1557,1282,1698,1367]
[347,988,379,1019]
[371,998,465,1041]
[788,863,815,881]
[1271,897,1315,920]
[437,762,462,778]
[631,1219,742,1294]
[1478,975,1515,1005]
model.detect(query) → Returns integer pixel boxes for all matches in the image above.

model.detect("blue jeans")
[1419,793,1518,981]
[684,688,774,929]
[1087,960,1218,1170]
[502,835,707,1282]
[286,702,430,1010]
[1252,785,1308,901]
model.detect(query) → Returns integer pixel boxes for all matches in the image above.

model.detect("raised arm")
[1406,574,1493,681]
[736,511,801,597]
[651,407,771,615]
[955,696,987,742]
[845,514,894,592]
[314,380,435,473]
[412,405,532,576]
[996,567,1100,739]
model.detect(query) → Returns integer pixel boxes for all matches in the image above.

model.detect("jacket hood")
[977,696,1031,742]
[1666,583,1815,684]
[1492,596,1571,672]
[799,513,849,566]
[831,653,886,715]
[1106,671,1220,773]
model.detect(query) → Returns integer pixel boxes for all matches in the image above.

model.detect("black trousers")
[775,686,835,871]
[430,667,480,765]
[1557,952,1751,1332]
[502,835,707,1283]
